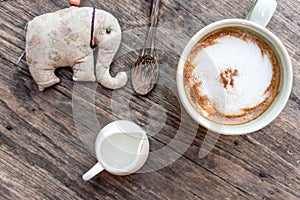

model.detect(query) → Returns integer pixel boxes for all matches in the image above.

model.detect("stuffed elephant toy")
[25,6,127,91]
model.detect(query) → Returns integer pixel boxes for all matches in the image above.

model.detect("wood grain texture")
[0,0,299,199]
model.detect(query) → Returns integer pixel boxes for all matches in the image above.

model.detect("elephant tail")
[16,22,29,65]
[16,51,26,65]
[24,22,29,32]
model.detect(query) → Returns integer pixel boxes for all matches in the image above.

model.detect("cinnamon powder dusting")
[220,68,238,89]
[183,28,280,125]
[191,82,214,115]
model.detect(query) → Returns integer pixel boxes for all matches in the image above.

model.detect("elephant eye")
[106,28,111,34]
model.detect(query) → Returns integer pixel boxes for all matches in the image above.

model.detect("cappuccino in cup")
[183,28,280,125]
[177,0,292,135]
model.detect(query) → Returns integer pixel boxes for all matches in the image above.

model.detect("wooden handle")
[142,0,161,56]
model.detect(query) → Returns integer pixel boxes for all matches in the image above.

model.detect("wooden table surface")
[1,0,299,199]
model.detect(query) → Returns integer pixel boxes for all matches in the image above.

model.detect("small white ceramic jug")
[82,120,149,181]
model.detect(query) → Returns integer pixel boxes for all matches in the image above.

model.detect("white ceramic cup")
[82,120,149,181]
[177,0,293,135]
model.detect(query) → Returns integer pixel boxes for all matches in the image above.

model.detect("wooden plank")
[0,0,299,199]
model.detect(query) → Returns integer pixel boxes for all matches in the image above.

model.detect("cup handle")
[246,0,277,27]
[82,162,104,181]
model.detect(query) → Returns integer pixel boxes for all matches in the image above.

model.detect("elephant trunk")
[96,62,127,89]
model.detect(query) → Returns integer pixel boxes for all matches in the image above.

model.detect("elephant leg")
[29,65,60,91]
[72,55,96,82]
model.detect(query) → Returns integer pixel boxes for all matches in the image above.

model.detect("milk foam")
[191,35,273,116]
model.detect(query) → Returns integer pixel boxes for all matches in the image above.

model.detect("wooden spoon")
[131,0,161,95]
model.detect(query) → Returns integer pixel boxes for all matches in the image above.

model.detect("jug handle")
[82,162,104,181]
